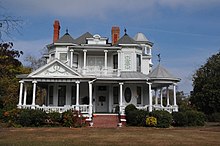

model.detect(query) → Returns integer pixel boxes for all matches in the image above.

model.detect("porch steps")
[92,114,119,128]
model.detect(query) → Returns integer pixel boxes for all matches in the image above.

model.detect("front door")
[58,85,66,106]
[96,86,108,112]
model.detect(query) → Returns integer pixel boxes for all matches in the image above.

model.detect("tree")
[190,51,220,114]
[0,42,30,109]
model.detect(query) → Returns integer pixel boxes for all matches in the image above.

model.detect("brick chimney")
[53,20,60,43]
[111,26,120,45]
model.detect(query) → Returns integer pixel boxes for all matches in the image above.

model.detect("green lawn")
[0,126,220,146]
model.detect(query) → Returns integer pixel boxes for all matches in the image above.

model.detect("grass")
[0,125,220,146]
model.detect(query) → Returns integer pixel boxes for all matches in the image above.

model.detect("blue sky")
[1,0,220,94]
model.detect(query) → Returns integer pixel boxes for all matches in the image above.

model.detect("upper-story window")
[60,53,67,62]
[144,46,151,55]
[113,54,118,69]
[51,53,55,61]
[73,53,78,68]
[136,54,141,72]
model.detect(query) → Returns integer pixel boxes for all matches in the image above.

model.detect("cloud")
[2,0,220,19]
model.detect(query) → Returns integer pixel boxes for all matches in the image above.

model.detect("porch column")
[70,49,74,68]
[160,88,163,107]
[88,81,93,120]
[32,80,37,108]
[166,86,170,106]
[104,50,108,75]
[119,82,124,114]
[147,82,152,112]
[173,83,177,106]
[76,81,80,110]
[83,49,87,74]
[18,81,24,108]
[173,83,178,112]
[155,89,158,105]
[117,50,121,76]
[23,84,27,105]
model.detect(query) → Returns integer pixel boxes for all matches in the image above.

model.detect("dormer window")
[60,53,67,62]
[144,46,151,55]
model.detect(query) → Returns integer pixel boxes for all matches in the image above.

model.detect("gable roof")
[75,32,93,44]
[55,32,75,43]
[28,59,83,78]
[116,33,137,45]
[148,64,180,82]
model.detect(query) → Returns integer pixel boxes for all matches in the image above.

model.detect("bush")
[46,112,62,126]
[151,110,172,128]
[172,112,188,127]
[146,116,157,127]
[62,110,86,128]
[186,110,205,126]
[207,112,220,122]
[125,104,137,115]
[18,109,47,127]
[126,109,148,126]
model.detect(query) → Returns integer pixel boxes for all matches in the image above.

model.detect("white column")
[70,49,74,68]
[32,80,37,107]
[23,84,27,105]
[166,86,170,106]
[147,82,152,112]
[160,88,163,107]
[88,81,93,120]
[119,82,124,114]
[117,50,121,76]
[18,81,24,107]
[76,81,80,110]
[83,50,87,74]
[155,89,158,105]
[104,50,108,75]
[173,83,178,112]
[173,83,177,106]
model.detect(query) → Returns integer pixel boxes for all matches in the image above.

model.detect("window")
[71,86,76,105]
[124,87,132,103]
[60,53,67,62]
[58,85,66,106]
[113,86,119,104]
[73,53,78,68]
[136,54,141,72]
[113,54,118,69]
[49,86,53,105]
[137,86,141,104]
[51,53,55,61]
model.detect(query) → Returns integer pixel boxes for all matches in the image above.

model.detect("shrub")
[46,112,62,126]
[151,110,172,128]
[18,109,47,127]
[136,110,149,126]
[126,109,148,126]
[186,110,205,126]
[146,116,157,127]
[125,104,137,115]
[62,110,86,128]
[208,112,220,122]
[172,112,188,127]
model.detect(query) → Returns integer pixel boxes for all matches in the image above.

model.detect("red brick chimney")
[111,26,120,45]
[53,20,60,43]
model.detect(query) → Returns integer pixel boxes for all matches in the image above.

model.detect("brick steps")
[92,114,119,128]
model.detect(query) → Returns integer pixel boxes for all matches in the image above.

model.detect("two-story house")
[17,20,180,125]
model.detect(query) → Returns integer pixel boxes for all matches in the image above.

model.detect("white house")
[17,20,180,123]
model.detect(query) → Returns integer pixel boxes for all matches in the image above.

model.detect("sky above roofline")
[1,0,220,94]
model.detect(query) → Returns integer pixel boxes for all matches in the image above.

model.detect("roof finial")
[66,28,69,34]
[157,54,161,63]
[124,28,127,35]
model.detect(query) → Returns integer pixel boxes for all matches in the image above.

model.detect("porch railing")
[20,105,90,114]
[136,105,178,113]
